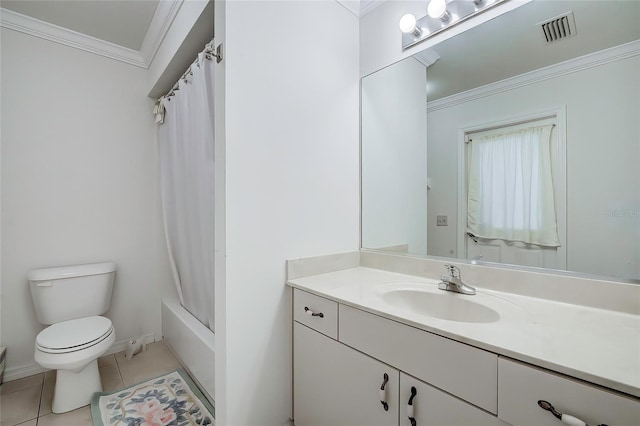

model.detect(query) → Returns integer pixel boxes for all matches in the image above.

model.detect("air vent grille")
[539,11,577,44]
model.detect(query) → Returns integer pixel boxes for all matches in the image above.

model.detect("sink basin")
[380,289,500,323]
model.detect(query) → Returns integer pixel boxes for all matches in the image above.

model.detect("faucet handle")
[444,264,460,278]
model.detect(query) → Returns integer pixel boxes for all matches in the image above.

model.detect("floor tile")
[115,341,181,386]
[1,340,190,425]
[36,406,92,426]
[99,364,123,392]
[38,371,56,417]
[97,354,116,368]
[0,384,41,426]
[0,374,43,396]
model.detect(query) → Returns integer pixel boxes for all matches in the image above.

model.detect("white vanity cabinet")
[292,288,640,426]
[293,289,507,425]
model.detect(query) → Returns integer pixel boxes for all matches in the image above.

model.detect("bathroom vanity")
[287,253,640,426]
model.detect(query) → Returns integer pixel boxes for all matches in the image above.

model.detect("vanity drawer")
[339,304,498,413]
[293,289,338,339]
[498,357,640,426]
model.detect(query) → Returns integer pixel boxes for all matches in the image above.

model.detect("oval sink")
[380,289,500,323]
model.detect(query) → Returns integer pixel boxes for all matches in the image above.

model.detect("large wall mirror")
[361,0,639,282]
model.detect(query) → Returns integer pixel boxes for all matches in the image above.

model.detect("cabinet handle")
[407,386,417,426]
[304,307,324,318]
[379,373,389,411]
[537,400,608,426]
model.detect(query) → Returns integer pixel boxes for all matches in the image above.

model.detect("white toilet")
[28,262,116,414]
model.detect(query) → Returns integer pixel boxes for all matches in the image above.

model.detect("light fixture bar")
[401,0,505,50]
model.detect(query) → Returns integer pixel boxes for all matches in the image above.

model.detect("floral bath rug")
[91,369,214,426]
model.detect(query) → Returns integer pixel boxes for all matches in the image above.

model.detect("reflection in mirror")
[361,0,639,282]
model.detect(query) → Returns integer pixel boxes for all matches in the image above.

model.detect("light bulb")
[398,14,417,34]
[427,0,449,20]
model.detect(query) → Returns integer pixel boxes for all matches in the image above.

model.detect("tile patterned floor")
[0,341,183,426]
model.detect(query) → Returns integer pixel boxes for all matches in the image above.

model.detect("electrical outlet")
[437,215,448,226]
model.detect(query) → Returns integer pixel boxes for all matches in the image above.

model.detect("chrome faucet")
[438,264,476,295]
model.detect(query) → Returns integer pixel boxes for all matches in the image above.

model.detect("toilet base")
[52,359,103,413]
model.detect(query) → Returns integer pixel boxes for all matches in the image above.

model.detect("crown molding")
[359,0,386,17]
[413,49,440,68]
[336,0,386,17]
[427,39,640,113]
[0,2,183,69]
[0,8,146,67]
[335,0,360,17]
[139,0,184,68]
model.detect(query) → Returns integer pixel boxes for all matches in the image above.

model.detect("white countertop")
[288,267,640,398]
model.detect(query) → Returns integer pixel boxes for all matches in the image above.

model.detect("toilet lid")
[36,316,113,352]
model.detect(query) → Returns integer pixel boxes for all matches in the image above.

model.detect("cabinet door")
[400,373,510,426]
[498,357,640,426]
[294,322,400,426]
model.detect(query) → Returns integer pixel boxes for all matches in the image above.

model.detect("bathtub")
[161,297,215,403]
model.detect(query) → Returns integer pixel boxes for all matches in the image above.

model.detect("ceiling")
[0,0,213,96]
[1,0,159,51]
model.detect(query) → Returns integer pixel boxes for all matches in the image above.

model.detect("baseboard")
[105,332,156,356]
[2,332,157,382]
[3,363,48,382]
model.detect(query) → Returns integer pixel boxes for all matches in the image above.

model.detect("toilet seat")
[36,316,114,354]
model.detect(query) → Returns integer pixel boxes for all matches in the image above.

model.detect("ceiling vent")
[538,11,577,44]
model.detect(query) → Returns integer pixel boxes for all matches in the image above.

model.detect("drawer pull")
[407,386,417,426]
[304,307,324,318]
[538,400,608,426]
[379,373,389,411]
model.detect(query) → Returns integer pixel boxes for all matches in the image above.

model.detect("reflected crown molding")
[414,49,441,67]
[0,1,182,68]
[427,39,640,113]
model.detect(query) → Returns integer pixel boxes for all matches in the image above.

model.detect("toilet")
[28,262,116,413]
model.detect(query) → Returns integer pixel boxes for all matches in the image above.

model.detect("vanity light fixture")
[399,14,422,37]
[400,0,505,50]
[427,0,450,21]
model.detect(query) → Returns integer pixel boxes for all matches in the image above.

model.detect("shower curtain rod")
[161,39,222,100]
[153,39,222,124]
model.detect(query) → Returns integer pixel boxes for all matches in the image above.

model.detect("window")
[467,121,560,247]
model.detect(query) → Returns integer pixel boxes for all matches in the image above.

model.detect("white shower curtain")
[157,50,215,330]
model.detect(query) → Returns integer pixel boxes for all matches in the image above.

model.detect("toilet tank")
[28,262,116,325]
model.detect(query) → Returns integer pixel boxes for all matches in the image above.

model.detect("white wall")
[216,1,360,424]
[362,57,427,254]
[427,55,640,280]
[359,0,530,77]
[0,28,171,378]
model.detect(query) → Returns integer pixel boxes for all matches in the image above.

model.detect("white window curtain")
[467,124,560,247]
[157,50,215,330]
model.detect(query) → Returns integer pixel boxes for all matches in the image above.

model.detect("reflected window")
[467,120,560,247]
